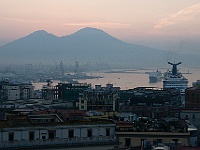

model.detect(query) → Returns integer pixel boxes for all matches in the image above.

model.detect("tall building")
[185,87,200,109]
[78,84,120,111]
[42,85,58,100]
[57,83,91,102]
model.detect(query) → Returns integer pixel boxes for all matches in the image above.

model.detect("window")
[68,129,74,138]
[175,113,179,118]
[29,131,34,141]
[172,139,179,145]
[141,139,147,149]
[125,138,131,147]
[42,136,46,140]
[8,132,14,142]
[81,105,84,109]
[48,130,56,139]
[87,129,92,137]
[157,139,162,144]
[190,130,197,137]
[81,100,84,103]
[106,128,110,136]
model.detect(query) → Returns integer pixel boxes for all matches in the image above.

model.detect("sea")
[32,67,200,150]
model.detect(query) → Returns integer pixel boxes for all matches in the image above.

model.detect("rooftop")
[115,118,188,133]
[0,114,114,128]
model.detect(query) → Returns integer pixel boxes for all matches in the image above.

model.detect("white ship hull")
[163,62,188,95]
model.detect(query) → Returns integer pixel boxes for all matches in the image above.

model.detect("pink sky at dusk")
[0,0,200,54]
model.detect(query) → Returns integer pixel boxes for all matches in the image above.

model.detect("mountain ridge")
[0,27,199,68]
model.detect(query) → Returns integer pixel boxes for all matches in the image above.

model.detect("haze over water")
[34,67,200,90]
[76,67,199,90]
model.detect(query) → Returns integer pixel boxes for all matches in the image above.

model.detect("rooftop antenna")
[59,61,64,76]
[74,61,79,73]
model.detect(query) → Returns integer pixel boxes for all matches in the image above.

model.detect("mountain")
[0,27,199,68]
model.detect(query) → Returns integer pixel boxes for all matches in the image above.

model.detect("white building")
[0,82,34,100]
[19,84,34,100]
[0,114,116,149]
[181,109,200,145]
[4,84,20,100]
[118,112,138,122]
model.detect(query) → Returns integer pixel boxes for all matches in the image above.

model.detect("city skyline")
[1,0,200,55]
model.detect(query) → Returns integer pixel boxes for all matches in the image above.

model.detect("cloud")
[63,21,131,28]
[1,18,40,23]
[154,3,200,29]
[1,18,131,29]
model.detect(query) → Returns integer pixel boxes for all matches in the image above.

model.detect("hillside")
[0,27,199,68]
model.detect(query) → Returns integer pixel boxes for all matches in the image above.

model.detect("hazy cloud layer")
[1,18,131,29]
[1,18,40,23]
[63,22,131,28]
[154,3,200,29]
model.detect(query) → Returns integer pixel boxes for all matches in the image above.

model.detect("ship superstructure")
[163,62,188,95]
[148,70,163,83]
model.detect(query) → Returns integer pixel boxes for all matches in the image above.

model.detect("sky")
[0,0,200,55]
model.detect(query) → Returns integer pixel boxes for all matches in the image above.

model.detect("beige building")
[115,119,197,149]
[116,131,190,148]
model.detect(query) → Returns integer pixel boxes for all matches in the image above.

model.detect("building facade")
[119,105,182,119]
[0,114,116,149]
[181,109,200,145]
[185,87,200,109]
[120,87,181,107]
[0,81,34,100]
[42,85,58,100]
[116,131,190,149]
[57,83,91,101]
[77,84,120,111]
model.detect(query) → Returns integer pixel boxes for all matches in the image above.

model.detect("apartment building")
[77,84,120,111]
[0,81,34,100]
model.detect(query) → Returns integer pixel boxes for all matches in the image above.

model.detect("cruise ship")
[163,62,188,95]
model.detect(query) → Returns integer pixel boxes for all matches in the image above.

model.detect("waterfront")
[77,68,200,89]
[33,67,200,90]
